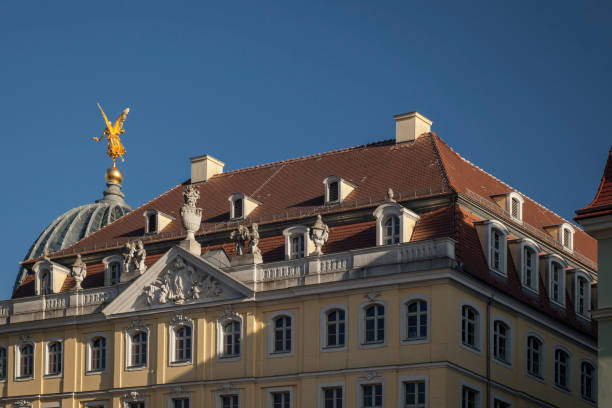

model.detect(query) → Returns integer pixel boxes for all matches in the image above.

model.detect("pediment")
[103,245,252,316]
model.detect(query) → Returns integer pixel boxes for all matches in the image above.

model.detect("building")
[0,112,599,408]
[575,146,612,406]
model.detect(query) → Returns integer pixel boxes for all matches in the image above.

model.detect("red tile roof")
[575,146,612,220]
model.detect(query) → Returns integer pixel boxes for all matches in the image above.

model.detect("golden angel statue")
[93,103,129,166]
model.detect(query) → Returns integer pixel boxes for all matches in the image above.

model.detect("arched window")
[550,260,565,305]
[90,336,106,372]
[581,361,596,401]
[19,344,34,378]
[290,235,305,259]
[461,305,479,350]
[522,245,538,291]
[47,341,62,375]
[493,320,510,364]
[527,335,543,378]
[577,276,590,317]
[490,228,505,274]
[273,316,292,353]
[383,216,400,245]
[406,300,427,341]
[364,304,385,344]
[130,331,147,368]
[0,347,7,380]
[554,348,570,390]
[41,270,51,295]
[326,309,346,348]
[110,262,121,285]
[174,326,192,362]
[223,321,241,358]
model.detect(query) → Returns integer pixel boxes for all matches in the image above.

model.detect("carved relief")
[170,312,193,325]
[122,391,144,407]
[127,318,147,332]
[143,256,223,305]
[358,371,382,381]
[14,400,31,408]
[123,240,147,275]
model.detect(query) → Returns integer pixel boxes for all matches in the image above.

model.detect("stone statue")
[310,215,329,256]
[144,284,156,305]
[386,188,396,202]
[190,280,202,300]
[134,240,147,273]
[158,279,169,304]
[180,185,203,255]
[123,240,147,275]
[230,225,250,256]
[123,242,135,272]
[71,254,87,290]
[248,223,261,256]
[93,103,129,166]
[183,185,200,208]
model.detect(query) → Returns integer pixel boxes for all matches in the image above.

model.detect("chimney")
[190,155,225,183]
[393,112,433,143]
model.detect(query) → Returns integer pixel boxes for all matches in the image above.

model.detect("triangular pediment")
[103,246,252,316]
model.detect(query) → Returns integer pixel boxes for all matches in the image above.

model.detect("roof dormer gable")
[322,176,356,205]
[228,193,261,220]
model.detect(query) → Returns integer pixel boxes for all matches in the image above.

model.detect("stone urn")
[181,206,202,241]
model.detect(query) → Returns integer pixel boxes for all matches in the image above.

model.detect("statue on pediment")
[230,225,250,256]
[123,240,147,276]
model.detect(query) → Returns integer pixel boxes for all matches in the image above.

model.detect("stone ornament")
[310,215,329,256]
[230,225,250,256]
[218,305,240,323]
[123,240,147,275]
[358,371,382,381]
[71,254,87,290]
[122,391,144,406]
[13,400,31,408]
[180,185,203,245]
[170,312,192,325]
[127,318,146,332]
[143,256,222,305]
[248,223,261,257]
[386,187,396,202]
[364,292,380,302]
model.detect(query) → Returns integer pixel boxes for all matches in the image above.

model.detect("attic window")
[507,192,523,222]
[511,198,520,218]
[323,176,356,205]
[328,182,339,202]
[560,223,575,252]
[228,194,261,220]
[148,213,157,233]
[234,198,243,219]
[143,209,174,234]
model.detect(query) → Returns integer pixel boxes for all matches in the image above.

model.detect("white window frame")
[401,295,430,345]
[125,325,149,371]
[103,254,124,286]
[560,223,575,252]
[214,387,243,408]
[373,202,420,246]
[459,380,482,408]
[322,176,356,205]
[491,317,512,368]
[356,377,384,408]
[399,375,428,408]
[169,318,194,366]
[86,333,108,374]
[579,358,597,403]
[228,193,261,220]
[573,270,593,320]
[165,392,191,408]
[266,386,293,408]
[144,209,160,234]
[507,192,524,223]
[15,340,35,381]
[267,311,295,357]
[320,304,348,352]
[282,226,312,260]
[525,332,545,381]
[518,239,540,294]
[358,300,387,349]
[459,301,482,354]
[44,338,63,378]
[480,220,508,276]
[553,345,572,393]
[217,312,244,361]
[546,256,567,307]
[317,381,345,408]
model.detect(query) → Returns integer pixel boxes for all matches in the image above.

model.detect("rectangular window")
[511,198,520,219]
[272,391,290,408]
[362,384,383,408]
[323,387,342,408]
[221,395,239,408]
[233,199,243,219]
[328,182,339,202]
[404,381,425,408]
[493,399,510,408]
[148,213,157,233]
[291,235,305,259]
[461,386,479,408]
[523,247,534,288]
[129,403,144,408]
[172,399,189,408]
[551,262,562,304]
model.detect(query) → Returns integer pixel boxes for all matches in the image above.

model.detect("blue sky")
[1,1,610,300]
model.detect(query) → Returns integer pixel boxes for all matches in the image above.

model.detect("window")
[223,321,241,358]
[328,182,339,202]
[41,270,51,294]
[461,386,479,408]
[147,213,157,233]
[291,235,305,259]
[511,198,520,219]
[549,260,565,305]
[490,228,505,274]
[129,403,145,408]
[493,320,510,364]
[577,276,590,318]
[273,316,292,354]
[130,331,147,368]
[560,223,574,251]
[406,300,427,341]
[383,216,400,245]
[581,361,596,402]
[325,309,345,348]
[282,226,311,260]
[110,262,121,285]
[103,255,124,286]
[46,341,62,376]
[233,198,243,219]
[18,343,34,378]
[364,304,385,344]
[522,245,538,292]
[0,347,6,380]
[461,305,479,351]
[404,381,425,408]
[323,176,355,205]
[507,192,524,222]
[554,348,570,390]
[174,326,192,362]
[493,399,510,408]
[271,391,291,408]
[362,384,383,408]
[323,387,342,408]
[221,395,239,408]
[526,335,543,378]
[90,336,107,372]
[172,399,189,408]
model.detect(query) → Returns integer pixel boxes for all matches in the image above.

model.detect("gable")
[102,246,252,316]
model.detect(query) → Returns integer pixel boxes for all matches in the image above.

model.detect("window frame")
[401,295,430,345]
[507,192,524,223]
[459,301,482,354]
[491,317,512,368]
[320,304,348,352]
[525,332,545,381]
[579,358,597,403]
[214,388,242,408]
[15,341,35,381]
[553,345,572,393]
[490,393,512,408]
[266,386,293,408]
[358,300,387,349]
[518,239,540,294]
[486,221,508,277]
[560,223,575,252]
[372,202,420,247]
[459,381,482,408]
[546,255,567,307]
[267,311,295,357]
[125,325,150,371]
[103,255,124,286]
[169,319,194,366]
[44,338,63,378]
[86,333,108,374]
[165,392,192,408]
[282,226,312,260]
[573,270,593,321]
[317,381,345,408]
[0,344,7,381]
[399,375,428,408]
[356,378,384,408]
[217,312,244,361]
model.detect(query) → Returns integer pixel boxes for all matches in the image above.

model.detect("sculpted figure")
[134,240,147,273]
[174,273,185,304]
[93,103,129,166]
[144,284,156,305]
[183,185,200,207]
[310,215,329,256]
[123,242,135,272]
[190,280,201,300]
[158,279,169,304]
[248,223,261,256]
[230,225,249,256]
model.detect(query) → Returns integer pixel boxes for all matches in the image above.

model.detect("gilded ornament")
[93,103,129,167]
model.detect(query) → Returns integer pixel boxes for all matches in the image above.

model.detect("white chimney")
[394,112,433,143]
[190,155,225,183]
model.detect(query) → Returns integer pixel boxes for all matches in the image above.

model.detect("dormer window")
[546,256,567,306]
[519,240,540,294]
[474,220,508,277]
[283,226,312,260]
[571,270,592,320]
[383,216,400,244]
[561,224,574,251]
[323,176,356,205]
[103,255,124,286]
[41,270,51,295]
[373,202,420,246]
[508,192,524,222]
[143,209,174,234]
[228,194,260,220]
[32,259,69,295]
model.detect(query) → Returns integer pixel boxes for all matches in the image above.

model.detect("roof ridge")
[211,139,395,178]
[427,133,456,195]
[433,134,582,230]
